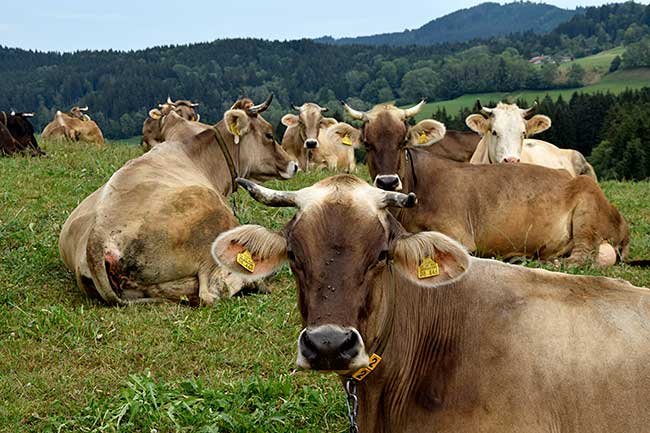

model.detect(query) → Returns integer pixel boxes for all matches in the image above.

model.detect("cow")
[427,130,480,163]
[466,102,597,180]
[0,111,46,156]
[58,95,299,306]
[142,97,200,151]
[340,101,628,266]
[281,103,360,171]
[213,174,650,433]
[42,106,105,145]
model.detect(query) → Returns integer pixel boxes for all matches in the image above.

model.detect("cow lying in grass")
[214,174,650,433]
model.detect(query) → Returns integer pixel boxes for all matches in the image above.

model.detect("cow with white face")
[281,103,332,170]
[467,102,597,179]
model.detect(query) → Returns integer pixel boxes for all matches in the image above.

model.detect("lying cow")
[0,111,46,156]
[142,97,200,151]
[467,102,597,180]
[59,95,299,305]
[213,175,650,433]
[42,106,105,145]
[281,103,359,171]
[341,101,628,266]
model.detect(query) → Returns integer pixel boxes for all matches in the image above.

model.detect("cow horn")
[195,113,200,122]
[291,104,301,111]
[381,191,417,209]
[341,100,367,121]
[402,99,426,119]
[247,94,274,114]
[167,96,174,105]
[477,100,494,117]
[320,106,329,112]
[236,178,298,207]
[521,101,538,118]
[190,102,200,107]
[22,112,35,117]
[79,106,89,111]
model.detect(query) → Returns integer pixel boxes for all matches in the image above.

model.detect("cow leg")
[567,196,600,266]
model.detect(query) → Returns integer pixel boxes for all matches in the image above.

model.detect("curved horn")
[402,99,426,119]
[477,100,494,117]
[195,113,200,122]
[167,96,174,105]
[237,178,297,207]
[381,191,417,209]
[340,100,367,121]
[247,94,274,115]
[320,106,329,112]
[22,112,35,117]
[520,101,538,118]
[291,104,302,111]
[190,102,199,107]
[79,106,89,111]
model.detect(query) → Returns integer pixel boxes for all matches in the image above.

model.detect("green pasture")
[414,67,650,121]
[558,46,626,73]
[1,140,649,432]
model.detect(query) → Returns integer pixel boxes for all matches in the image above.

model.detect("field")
[558,46,626,73]
[1,140,650,432]
[414,67,650,121]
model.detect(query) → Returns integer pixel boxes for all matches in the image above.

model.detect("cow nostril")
[304,140,319,149]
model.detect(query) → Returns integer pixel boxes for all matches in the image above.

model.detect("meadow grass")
[414,67,650,121]
[1,140,649,432]
[558,46,626,73]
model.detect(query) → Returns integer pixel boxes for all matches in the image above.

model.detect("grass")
[414,67,650,122]
[558,46,626,73]
[1,140,649,432]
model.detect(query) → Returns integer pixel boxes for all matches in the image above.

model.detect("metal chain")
[345,378,359,433]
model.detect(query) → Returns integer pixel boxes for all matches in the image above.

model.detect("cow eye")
[378,250,389,262]
[287,250,296,261]
[491,130,497,136]
[265,133,274,140]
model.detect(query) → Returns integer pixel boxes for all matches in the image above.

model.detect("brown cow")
[281,102,333,170]
[42,106,105,145]
[0,121,20,155]
[142,97,200,151]
[59,95,299,305]
[427,130,480,162]
[0,111,46,156]
[213,175,650,433]
[341,101,628,266]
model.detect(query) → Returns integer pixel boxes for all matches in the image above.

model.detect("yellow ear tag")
[236,250,255,273]
[229,123,241,136]
[418,132,428,144]
[351,353,382,381]
[417,256,439,279]
[341,134,353,146]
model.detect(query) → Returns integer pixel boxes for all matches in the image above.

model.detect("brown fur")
[59,98,296,305]
[362,105,628,265]
[142,99,200,151]
[42,110,105,145]
[427,130,480,162]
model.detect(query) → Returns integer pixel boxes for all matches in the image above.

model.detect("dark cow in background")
[42,106,105,145]
[0,111,46,156]
[428,130,480,162]
[142,97,200,151]
[214,175,650,433]
[59,95,299,306]
[340,101,628,266]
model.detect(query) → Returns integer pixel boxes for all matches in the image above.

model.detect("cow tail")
[85,230,127,305]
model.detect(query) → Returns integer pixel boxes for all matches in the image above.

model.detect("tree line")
[0,2,649,140]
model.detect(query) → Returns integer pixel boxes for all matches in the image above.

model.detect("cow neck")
[394,148,418,222]
[211,123,239,194]
[0,112,6,126]
[368,266,397,359]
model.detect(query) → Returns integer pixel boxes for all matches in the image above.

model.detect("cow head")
[281,103,330,149]
[212,175,470,373]
[223,95,298,181]
[465,102,551,164]
[150,97,200,122]
[342,101,445,191]
[70,106,90,121]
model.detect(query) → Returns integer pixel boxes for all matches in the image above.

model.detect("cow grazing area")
[1,140,649,432]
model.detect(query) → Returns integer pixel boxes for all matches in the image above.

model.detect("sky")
[2,0,649,52]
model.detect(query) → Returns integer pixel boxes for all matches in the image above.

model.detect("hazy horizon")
[2,0,649,53]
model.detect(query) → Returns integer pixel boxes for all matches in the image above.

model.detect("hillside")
[316,2,578,46]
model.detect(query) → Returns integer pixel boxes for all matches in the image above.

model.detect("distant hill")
[316,2,579,46]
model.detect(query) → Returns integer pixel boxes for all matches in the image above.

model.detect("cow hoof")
[596,242,617,267]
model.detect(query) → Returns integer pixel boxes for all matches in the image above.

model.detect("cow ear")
[526,115,551,136]
[325,122,361,149]
[281,114,300,127]
[224,109,251,143]
[391,231,470,288]
[212,225,287,282]
[409,119,446,147]
[466,114,489,135]
[149,109,162,119]
[320,117,338,129]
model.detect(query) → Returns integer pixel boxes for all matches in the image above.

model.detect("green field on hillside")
[1,141,649,432]
[559,46,626,73]
[415,67,650,121]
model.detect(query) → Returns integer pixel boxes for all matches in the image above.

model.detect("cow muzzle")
[502,156,520,163]
[374,174,403,192]
[296,325,369,372]
[280,160,299,179]
[304,139,319,149]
